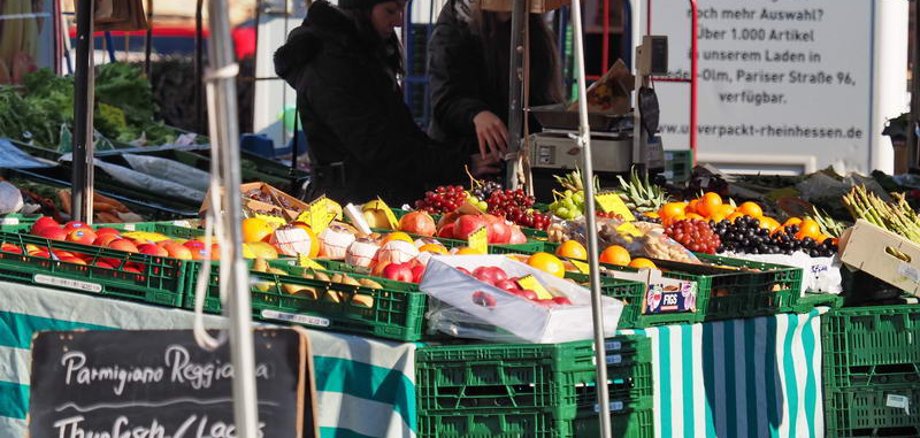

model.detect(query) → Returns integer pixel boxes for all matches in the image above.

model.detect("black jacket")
[427,0,560,146]
[274,1,471,206]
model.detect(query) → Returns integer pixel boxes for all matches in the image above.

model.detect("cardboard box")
[569,59,634,115]
[481,0,571,13]
[838,219,920,297]
[200,182,309,222]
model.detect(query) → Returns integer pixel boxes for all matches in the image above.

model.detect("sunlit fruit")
[242,217,275,243]
[419,243,448,255]
[628,258,657,269]
[290,222,321,258]
[526,252,565,278]
[555,240,588,260]
[107,239,139,253]
[737,201,763,218]
[454,246,484,255]
[599,245,631,266]
[696,192,723,217]
[382,231,415,244]
[399,211,436,237]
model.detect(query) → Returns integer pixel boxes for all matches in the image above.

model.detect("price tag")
[516,274,554,300]
[297,254,327,271]
[468,226,489,254]
[595,192,635,221]
[297,196,339,233]
[886,394,911,415]
[570,259,591,274]
[255,212,287,227]
[616,222,643,237]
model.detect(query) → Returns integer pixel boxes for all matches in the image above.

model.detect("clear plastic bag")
[546,217,700,263]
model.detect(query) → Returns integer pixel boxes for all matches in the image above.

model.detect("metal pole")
[505,0,528,189]
[910,0,920,169]
[72,0,94,224]
[206,1,260,436]
[570,0,612,436]
[195,0,205,135]
[689,0,698,164]
[144,0,153,76]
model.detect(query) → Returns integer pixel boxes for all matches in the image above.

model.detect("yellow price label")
[297,254,327,271]
[254,212,287,227]
[595,192,636,221]
[616,222,643,237]
[516,274,554,300]
[296,196,339,233]
[468,226,489,254]
[570,259,591,274]
[362,197,400,229]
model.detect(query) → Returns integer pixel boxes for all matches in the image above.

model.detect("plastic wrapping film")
[547,216,701,263]
[721,251,842,295]
[420,255,624,343]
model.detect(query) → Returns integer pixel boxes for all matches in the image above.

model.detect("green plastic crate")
[822,304,920,389]
[825,386,920,437]
[416,336,652,418]
[100,221,204,240]
[0,213,40,226]
[664,149,693,183]
[418,409,575,438]
[600,254,801,325]
[183,260,430,342]
[564,272,652,329]
[0,231,187,307]
[785,292,843,314]
[572,407,655,438]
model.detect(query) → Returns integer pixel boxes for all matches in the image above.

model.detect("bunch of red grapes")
[665,219,721,254]
[415,185,467,214]
[487,189,549,230]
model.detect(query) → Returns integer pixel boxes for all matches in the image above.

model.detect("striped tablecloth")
[0,281,416,438]
[619,309,827,438]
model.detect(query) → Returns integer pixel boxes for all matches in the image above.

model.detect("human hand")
[469,153,502,178]
[472,111,509,160]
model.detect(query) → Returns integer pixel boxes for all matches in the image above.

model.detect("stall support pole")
[195,0,205,135]
[206,1,260,435]
[144,0,153,76]
[910,0,920,169]
[72,0,94,224]
[505,0,528,190]
[570,0,612,436]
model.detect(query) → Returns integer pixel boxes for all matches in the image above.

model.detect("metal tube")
[205,1,260,436]
[504,0,528,189]
[689,0,698,163]
[910,0,920,169]
[72,0,94,224]
[195,0,205,135]
[570,0,612,436]
[145,0,153,76]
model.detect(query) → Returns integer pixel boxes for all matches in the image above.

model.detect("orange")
[686,199,701,215]
[726,212,746,223]
[718,204,736,216]
[628,257,657,269]
[419,243,448,254]
[241,217,275,243]
[599,245,631,266]
[709,210,727,223]
[383,231,414,244]
[526,252,566,278]
[685,213,705,221]
[759,216,781,233]
[659,202,688,220]
[662,212,686,228]
[815,234,829,244]
[738,201,763,218]
[555,240,588,260]
[291,222,321,258]
[783,217,803,227]
[795,219,822,240]
[696,192,723,218]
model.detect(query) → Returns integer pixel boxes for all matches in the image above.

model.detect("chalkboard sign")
[29,328,318,438]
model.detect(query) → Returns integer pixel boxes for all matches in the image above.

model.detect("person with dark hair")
[427,0,565,164]
[274,0,500,205]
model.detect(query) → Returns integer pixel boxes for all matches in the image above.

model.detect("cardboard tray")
[838,219,920,297]
[200,182,309,221]
[529,104,633,132]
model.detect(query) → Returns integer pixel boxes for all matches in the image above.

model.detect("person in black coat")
[274,0,499,206]
[427,0,565,164]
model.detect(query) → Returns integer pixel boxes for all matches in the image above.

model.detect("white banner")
[649,0,901,174]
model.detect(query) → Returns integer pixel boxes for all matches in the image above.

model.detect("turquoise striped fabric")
[0,281,417,438]
[619,309,826,438]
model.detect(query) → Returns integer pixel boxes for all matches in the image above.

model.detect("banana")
[358,278,384,290]
[252,258,269,273]
[322,290,344,303]
[341,275,361,287]
[351,294,375,308]
[313,271,331,282]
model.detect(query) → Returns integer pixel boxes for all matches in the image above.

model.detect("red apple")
[1,243,22,254]
[453,215,487,240]
[29,250,51,258]
[410,262,425,283]
[94,227,121,237]
[137,243,168,257]
[162,242,193,260]
[123,265,142,274]
[67,228,97,246]
[107,239,139,253]
[399,211,437,237]
[35,226,67,241]
[473,266,508,285]
[93,234,120,247]
[59,257,87,265]
[552,296,573,306]
[93,260,115,269]
[494,279,520,292]
[455,267,472,276]
[535,298,557,306]
[383,262,414,283]
[486,218,512,244]
[33,216,60,230]
[437,223,456,239]
[516,289,539,301]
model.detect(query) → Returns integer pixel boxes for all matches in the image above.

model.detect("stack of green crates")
[416,336,654,437]
[664,150,693,183]
[822,304,920,437]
